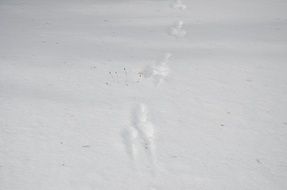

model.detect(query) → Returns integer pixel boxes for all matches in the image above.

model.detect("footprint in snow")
[169,20,187,38]
[171,0,186,10]
[141,53,171,86]
[122,127,138,161]
[122,103,157,171]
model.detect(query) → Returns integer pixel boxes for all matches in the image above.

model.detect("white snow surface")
[1,0,287,189]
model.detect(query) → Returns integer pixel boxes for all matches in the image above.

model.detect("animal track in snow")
[132,103,155,141]
[171,0,186,10]
[122,127,138,161]
[141,53,171,86]
[169,20,186,38]
[122,103,157,170]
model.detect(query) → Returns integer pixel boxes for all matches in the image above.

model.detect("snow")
[0,0,287,189]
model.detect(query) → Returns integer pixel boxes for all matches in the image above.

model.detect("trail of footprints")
[107,1,186,87]
[121,0,187,176]
[169,0,187,38]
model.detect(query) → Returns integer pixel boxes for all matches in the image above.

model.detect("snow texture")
[1,0,287,190]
